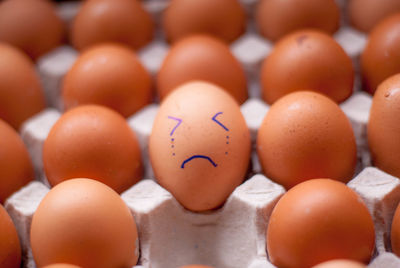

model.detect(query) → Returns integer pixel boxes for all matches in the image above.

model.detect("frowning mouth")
[181,155,217,169]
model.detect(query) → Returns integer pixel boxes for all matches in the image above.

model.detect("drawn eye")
[212,112,229,131]
[168,116,182,136]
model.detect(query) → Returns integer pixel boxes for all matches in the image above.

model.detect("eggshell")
[260,30,354,104]
[149,82,251,212]
[30,178,139,268]
[0,0,64,60]
[257,91,356,189]
[0,204,21,268]
[62,44,152,117]
[349,0,400,33]
[0,43,46,129]
[42,264,82,268]
[267,179,375,268]
[361,13,400,94]
[368,73,400,178]
[391,202,400,257]
[71,0,154,51]
[0,119,34,203]
[312,259,367,268]
[162,0,246,43]
[256,0,340,42]
[157,35,247,104]
[43,105,143,193]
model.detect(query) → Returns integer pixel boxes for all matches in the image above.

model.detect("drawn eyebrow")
[168,116,182,136]
[212,112,229,131]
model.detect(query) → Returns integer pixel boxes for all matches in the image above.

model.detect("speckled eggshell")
[30,179,139,268]
[0,0,64,60]
[361,13,400,94]
[149,82,251,212]
[368,73,400,178]
[163,0,246,43]
[260,30,354,104]
[349,0,400,33]
[71,0,154,51]
[0,204,21,268]
[312,259,367,268]
[256,0,340,42]
[267,179,375,268]
[62,44,152,117]
[257,91,357,189]
[157,35,247,104]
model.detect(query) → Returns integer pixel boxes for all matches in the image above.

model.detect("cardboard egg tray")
[4,0,400,267]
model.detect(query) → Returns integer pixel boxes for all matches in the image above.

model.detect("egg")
[256,0,340,42]
[42,265,82,268]
[62,44,152,117]
[349,0,400,33]
[361,13,400,94]
[368,73,400,178]
[0,43,46,129]
[0,119,34,203]
[30,178,139,268]
[162,0,246,43]
[0,204,21,268]
[43,105,143,193]
[267,179,375,268]
[149,82,251,212]
[71,0,154,51]
[157,35,247,104]
[391,202,400,257]
[260,30,354,104]
[311,259,367,268]
[257,91,356,189]
[0,0,64,60]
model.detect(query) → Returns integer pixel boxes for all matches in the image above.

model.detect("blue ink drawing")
[168,116,182,136]
[212,112,229,131]
[181,155,217,169]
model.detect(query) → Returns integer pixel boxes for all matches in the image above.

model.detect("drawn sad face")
[149,82,251,211]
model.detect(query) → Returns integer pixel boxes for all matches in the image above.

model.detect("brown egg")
[62,44,152,117]
[31,178,138,268]
[312,259,367,268]
[392,202,400,257]
[256,0,340,42]
[43,105,143,193]
[267,179,375,268]
[42,264,82,268]
[0,119,34,203]
[149,82,251,212]
[349,0,400,33]
[257,91,356,189]
[0,43,46,129]
[361,13,400,94]
[0,0,64,60]
[163,0,246,43]
[260,30,354,104]
[0,204,21,268]
[157,35,247,104]
[368,74,400,178]
[71,0,153,51]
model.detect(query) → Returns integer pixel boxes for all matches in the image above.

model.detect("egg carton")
[4,0,400,267]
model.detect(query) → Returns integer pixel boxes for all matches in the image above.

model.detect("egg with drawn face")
[149,82,251,212]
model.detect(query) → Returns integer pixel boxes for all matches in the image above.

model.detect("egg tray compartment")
[4,0,400,267]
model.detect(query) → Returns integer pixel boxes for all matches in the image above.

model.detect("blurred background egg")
[0,43,46,129]
[257,91,356,189]
[260,30,354,104]
[162,0,246,43]
[71,0,154,51]
[0,119,34,203]
[368,73,400,178]
[361,13,400,94]
[348,0,400,33]
[0,204,21,268]
[62,44,152,117]
[43,105,143,193]
[267,179,375,268]
[391,201,400,257]
[42,264,82,268]
[0,0,64,60]
[30,178,139,268]
[256,0,340,42]
[149,82,251,212]
[157,35,247,104]
[312,259,367,268]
